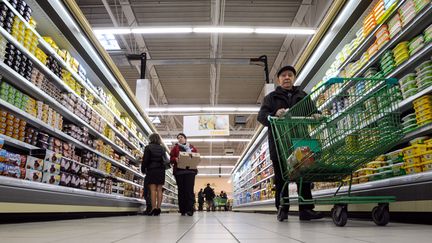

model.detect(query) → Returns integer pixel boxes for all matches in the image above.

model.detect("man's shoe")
[181,212,186,216]
[187,211,194,216]
[299,209,323,221]
[277,207,289,222]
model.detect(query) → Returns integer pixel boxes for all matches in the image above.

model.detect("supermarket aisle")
[1,212,432,243]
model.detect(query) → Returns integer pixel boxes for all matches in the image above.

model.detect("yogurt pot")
[410,43,425,55]
[399,73,417,86]
[416,76,432,86]
[417,69,432,78]
[401,80,418,91]
[403,89,418,99]
[416,60,432,70]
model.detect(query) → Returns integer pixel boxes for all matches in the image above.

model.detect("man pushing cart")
[259,66,401,226]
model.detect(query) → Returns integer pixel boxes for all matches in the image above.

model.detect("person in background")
[142,174,152,215]
[170,133,198,216]
[141,133,166,216]
[257,65,323,222]
[203,183,215,212]
[198,188,204,211]
[220,191,228,211]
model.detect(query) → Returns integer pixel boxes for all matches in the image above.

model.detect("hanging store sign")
[184,115,230,137]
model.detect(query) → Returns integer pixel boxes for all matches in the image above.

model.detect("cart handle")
[326,77,398,86]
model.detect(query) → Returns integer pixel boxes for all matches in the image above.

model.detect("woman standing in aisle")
[170,133,198,216]
[142,133,166,216]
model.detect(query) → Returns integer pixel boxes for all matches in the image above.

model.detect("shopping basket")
[269,77,402,226]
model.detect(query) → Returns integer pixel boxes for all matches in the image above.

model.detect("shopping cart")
[269,77,402,226]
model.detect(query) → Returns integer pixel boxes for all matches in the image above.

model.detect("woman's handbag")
[163,154,171,170]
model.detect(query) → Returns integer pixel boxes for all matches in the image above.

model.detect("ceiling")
[75,0,333,168]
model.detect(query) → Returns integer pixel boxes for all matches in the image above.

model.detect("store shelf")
[235,174,275,196]
[0,175,144,204]
[0,31,140,164]
[312,0,408,103]
[0,95,143,178]
[399,84,432,113]
[0,22,141,159]
[316,5,432,111]
[0,0,146,149]
[162,203,179,208]
[399,123,432,145]
[163,186,178,195]
[62,157,142,188]
[164,194,177,200]
[233,199,274,208]
[0,134,38,150]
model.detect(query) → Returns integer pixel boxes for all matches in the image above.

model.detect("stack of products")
[45,56,62,79]
[402,138,432,174]
[367,40,379,57]
[409,35,425,55]
[425,24,432,43]
[402,113,418,134]
[376,25,390,49]
[0,109,26,141]
[63,124,92,146]
[399,72,418,99]
[384,0,398,11]
[363,11,377,36]
[0,2,16,34]
[11,0,32,22]
[415,60,432,91]
[0,81,63,130]
[388,13,402,39]
[413,0,430,13]
[413,95,432,126]
[373,0,385,24]
[2,42,33,81]
[11,16,38,55]
[380,50,396,75]
[399,0,416,27]
[393,41,410,66]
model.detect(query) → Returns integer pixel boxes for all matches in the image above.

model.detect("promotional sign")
[183,115,230,136]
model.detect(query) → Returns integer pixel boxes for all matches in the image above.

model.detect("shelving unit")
[232,0,432,212]
[0,0,178,214]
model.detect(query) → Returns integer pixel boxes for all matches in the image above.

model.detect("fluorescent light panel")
[93,27,315,35]
[201,155,240,159]
[197,174,231,177]
[148,106,260,113]
[197,165,235,169]
[163,138,251,143]
[193,27,254,33]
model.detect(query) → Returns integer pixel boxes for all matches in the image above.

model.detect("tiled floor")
[1,212,431,243]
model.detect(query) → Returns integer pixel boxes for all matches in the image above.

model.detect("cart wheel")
[277,207,287,222]
[332,205,348,227]
[372,204,389,226]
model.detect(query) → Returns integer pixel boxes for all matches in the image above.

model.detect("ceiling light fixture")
[162,138,251,143]
[197,165,235,169]
[196,173,231,177]
[93,27,315,35]
[93,28,131,35]
[131,27,193,34]
[193,27,254,33]
[147,106,260,113]
[200,155,240,159]
[255,28,316,35]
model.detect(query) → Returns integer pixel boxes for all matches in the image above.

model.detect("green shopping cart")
[269,77,402,226]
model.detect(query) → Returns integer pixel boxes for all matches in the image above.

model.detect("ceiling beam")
[210,0,225,106]
[256,0,312,102]
[157,130,256,136]
[115,0,183,130]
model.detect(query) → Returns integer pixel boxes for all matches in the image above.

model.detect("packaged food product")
[42,173,60,185]
[25,156,44,171]
[24,168,42,182]
[402,144,428,157]
[404,164,422,174]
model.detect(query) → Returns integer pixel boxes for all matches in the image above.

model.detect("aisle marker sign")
[183,115,230,136]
